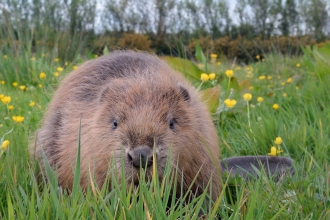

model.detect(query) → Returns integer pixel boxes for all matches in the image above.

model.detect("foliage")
[1,43,330,218]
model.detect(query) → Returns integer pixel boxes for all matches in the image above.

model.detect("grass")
[0,46,330,219]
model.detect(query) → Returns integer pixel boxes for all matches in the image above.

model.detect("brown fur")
[31,51,221,200]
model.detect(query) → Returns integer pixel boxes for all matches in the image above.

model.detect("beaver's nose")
[127,146,153,168]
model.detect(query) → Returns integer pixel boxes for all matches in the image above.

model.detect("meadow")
[0,44,329,219]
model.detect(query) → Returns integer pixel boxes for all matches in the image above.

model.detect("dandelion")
[200,73,209,82]
[3,55,8,59]
[296,63,300,68]
[217,62,221,66]
[65,62,68,66]
[0,94,4,99]
[1,140,9,151]
[73,65,78,70]
[249,86,254,90]
[287,78,292,83]
[55,58,59,62]
[1,96,11,104]
[283,93,287,97]
[210,54,217,59]
[259,75,266,80]
[12,116,24,123]
[225,70,234,78]
[54,72,59,77]
[267,76,272,80]
[29,101,36,107]
[38,84,43,88]
[224,99,237,108]
[243,93,252,101]
[209,73,216,80]
[281,82,286,86]
[268,146,283,156]
[31,57,36,61]
[257,97,264,103]
[8,105,14,110]
[234,66,241,71]
[256,55,260,59]
[1,80,4,85]
[12,82,18,87]
[57,67,63,72]
[274,137,282,145]
[40,72,46,80]
[272,104,279,110]
[19,85,26,91]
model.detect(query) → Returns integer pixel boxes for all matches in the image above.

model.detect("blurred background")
[0,0,329,62]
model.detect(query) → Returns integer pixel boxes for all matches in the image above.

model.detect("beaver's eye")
[112,119,118,129]
[169,118,175,130]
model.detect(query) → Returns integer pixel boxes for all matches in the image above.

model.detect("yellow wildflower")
[57,67,63,72]
[243,93,252,101]
[3,55,7,59]
[54,72,59,77]
[296,63,300,68]
[257,97,264,103]
[65,62,68,66]
[200,73,209,82]
[210,54,217,59]
[287,78,292,83]
[1,80,4,85]
[38,84,43,88]
[12,116,24,123]
[268,146,283,156]
[209,73,216,80]
[8,105,14,110]
[256,55,260,59]
[29,101,36,107]
[1,140,9,151]
[31,57,36,61]
[224,99,237,108]
[267,76,272,80]
[217,62,221,66]
[55,58,59,62]
[272,104,279,110]
[73,65,78,70]
[274,137,282,145]
[225,70,234,78]
[1,96,11,104]
[283,93,287,97]
[19,85,26,91]
[259,75,266,80]
[0,94,4,99]
[40,72,46,79]
[249,86,254,90]
[281,82,286,86]
[12,82,18,87]
[262,58,265,62]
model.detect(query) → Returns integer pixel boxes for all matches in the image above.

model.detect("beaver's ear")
[220,156,294,181]
[178,84,190,102]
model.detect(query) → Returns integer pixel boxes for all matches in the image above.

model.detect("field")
[0,45,329,219]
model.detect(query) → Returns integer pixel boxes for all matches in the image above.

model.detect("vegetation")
[1,41,330,218]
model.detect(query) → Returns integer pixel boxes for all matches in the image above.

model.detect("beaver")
[32,51,221,201]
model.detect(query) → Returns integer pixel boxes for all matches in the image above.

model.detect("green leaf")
[162,56,203,81]
[195,41,206,64]
[200,85,221,114]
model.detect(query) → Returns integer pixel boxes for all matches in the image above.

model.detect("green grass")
[0,46,329,219]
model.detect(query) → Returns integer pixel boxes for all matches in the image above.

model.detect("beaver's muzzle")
[127,146,154,168]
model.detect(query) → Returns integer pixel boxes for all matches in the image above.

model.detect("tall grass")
[1,41,330,218]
